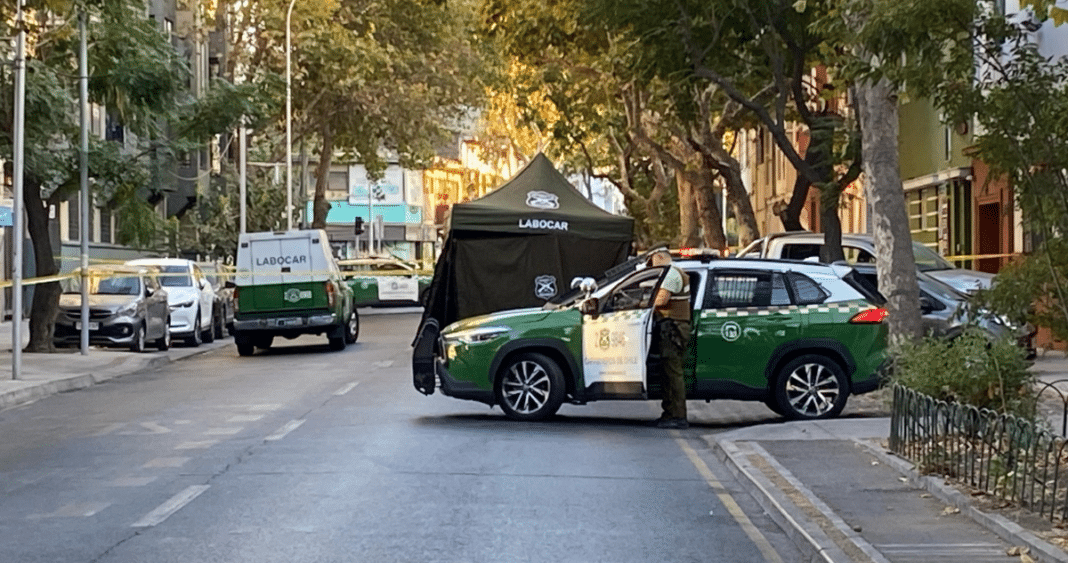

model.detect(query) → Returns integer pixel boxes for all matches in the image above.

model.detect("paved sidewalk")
[0,319,232,410]
[709,350,1068,563]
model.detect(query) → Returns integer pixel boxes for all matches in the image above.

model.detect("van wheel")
[186,314,203,347]
[255,335,274,349]
[774,355,849,420]
[328,325,347,351]
[237,342,255,356]
[344,310,359,344]
[496,352,565,421]
[130,324,146,353]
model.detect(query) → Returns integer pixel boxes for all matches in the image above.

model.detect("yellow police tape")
[0,268,431,289]
[942,252,1019,261]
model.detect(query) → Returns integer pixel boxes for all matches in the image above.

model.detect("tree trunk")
[719,158,759,246]
[856,79,922,343]
[781,131,833,232]
[676,171,700,247]
[311,121,334,229]
[819,188,846,263]
[24,178,60,353]
[694,177,726,250]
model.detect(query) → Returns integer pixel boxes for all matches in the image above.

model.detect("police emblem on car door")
[581,267,664,398]
[691,270,802,393]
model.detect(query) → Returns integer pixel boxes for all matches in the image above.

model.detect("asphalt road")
[0,312,803,563]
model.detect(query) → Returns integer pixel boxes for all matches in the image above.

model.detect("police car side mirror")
[580,297,599,318]
[919,296,936,315]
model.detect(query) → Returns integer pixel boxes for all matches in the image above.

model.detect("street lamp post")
[285,0,297,231]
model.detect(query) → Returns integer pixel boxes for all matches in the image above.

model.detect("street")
[0,312,803,563]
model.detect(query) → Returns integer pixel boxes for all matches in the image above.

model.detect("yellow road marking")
[674,433,786,563]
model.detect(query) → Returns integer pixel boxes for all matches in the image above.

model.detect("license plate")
[75,321,100,330]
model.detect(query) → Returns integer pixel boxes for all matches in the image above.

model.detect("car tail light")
[233,287,240,313]
[850,307,888,324]
[325,281,336,308]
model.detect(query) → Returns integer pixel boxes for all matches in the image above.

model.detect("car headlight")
[118,303,138,317]
[443,326,511,345]
[170,299,196,309]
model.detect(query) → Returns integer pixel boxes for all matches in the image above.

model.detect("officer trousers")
[658,317,691,420]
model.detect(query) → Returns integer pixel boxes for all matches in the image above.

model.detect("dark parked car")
[199,261,235,339]
[54,265,171,352]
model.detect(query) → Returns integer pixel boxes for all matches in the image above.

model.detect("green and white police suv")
[231,229,359,356]
[420,254,889,421]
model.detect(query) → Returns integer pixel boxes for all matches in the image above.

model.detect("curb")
[855,438,1068,563]
[709,437,852,563]
[0,340,229,411]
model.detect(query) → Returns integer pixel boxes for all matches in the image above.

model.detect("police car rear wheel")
[774,355,848,420]
[496,352,565,421]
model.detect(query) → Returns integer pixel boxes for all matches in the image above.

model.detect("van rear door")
[246,235,314,285]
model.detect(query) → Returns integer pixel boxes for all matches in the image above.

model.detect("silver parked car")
[850,264,1036,358]
[54,265,171,352]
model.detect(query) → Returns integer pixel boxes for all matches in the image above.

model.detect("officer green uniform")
[655,261,691,427]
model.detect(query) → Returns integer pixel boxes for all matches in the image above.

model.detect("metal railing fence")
[890,384,1068,523]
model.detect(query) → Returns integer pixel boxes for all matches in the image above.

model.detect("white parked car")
[736,232,996,294]
[126,258,216,346]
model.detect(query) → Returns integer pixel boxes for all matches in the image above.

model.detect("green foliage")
[893,328,1034,417]
[972,239,1068,344]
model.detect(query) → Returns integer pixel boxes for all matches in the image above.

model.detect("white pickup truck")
[736,231,995,294]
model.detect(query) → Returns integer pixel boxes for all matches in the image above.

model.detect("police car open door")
[581,267,665,399]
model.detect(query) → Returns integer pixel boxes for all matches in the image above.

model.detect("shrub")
[971,238,1068,344]
[892,327,1035,418]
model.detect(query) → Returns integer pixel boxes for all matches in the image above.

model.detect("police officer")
[648,249,691,429]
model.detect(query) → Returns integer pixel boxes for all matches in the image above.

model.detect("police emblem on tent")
[534,275,558,300]
[525,190,559,210]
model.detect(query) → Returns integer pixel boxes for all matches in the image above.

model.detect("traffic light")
[354,217,364,235]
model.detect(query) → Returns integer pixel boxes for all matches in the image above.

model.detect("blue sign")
[0,206,11,227]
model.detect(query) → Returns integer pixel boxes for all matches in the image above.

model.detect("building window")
[67,200,78,241]
[100,208,112,244]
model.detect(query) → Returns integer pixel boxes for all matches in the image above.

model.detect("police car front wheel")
[496,352,566,421]
[774,355,849,420]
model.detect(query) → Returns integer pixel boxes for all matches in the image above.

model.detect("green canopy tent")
[414,154,634,394]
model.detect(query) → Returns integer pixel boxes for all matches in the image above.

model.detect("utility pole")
[79,10,91,355]
[11,0,26,379]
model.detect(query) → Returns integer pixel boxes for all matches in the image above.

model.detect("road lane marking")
[143,457,190,468]
[175,440,219,450]
[204,427,243,436]
[131,485,210,528]
[247,404,282,412]
[27,502,111,519]
[373,361,393,368]
[90,423,125,437]
[110,477,158,487]
[119,422,171,435]
[227,414,265,423]
[266,419,305,441]
[334,381,360,395]
[674,434,785,563]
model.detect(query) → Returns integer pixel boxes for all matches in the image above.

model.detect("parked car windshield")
[912,242,956,272]
[62,274,141,295]
[158,265,193,287]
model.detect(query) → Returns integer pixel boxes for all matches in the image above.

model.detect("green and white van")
[231,229,359,356]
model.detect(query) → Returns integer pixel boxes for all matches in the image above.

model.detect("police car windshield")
[544,252,657,309]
